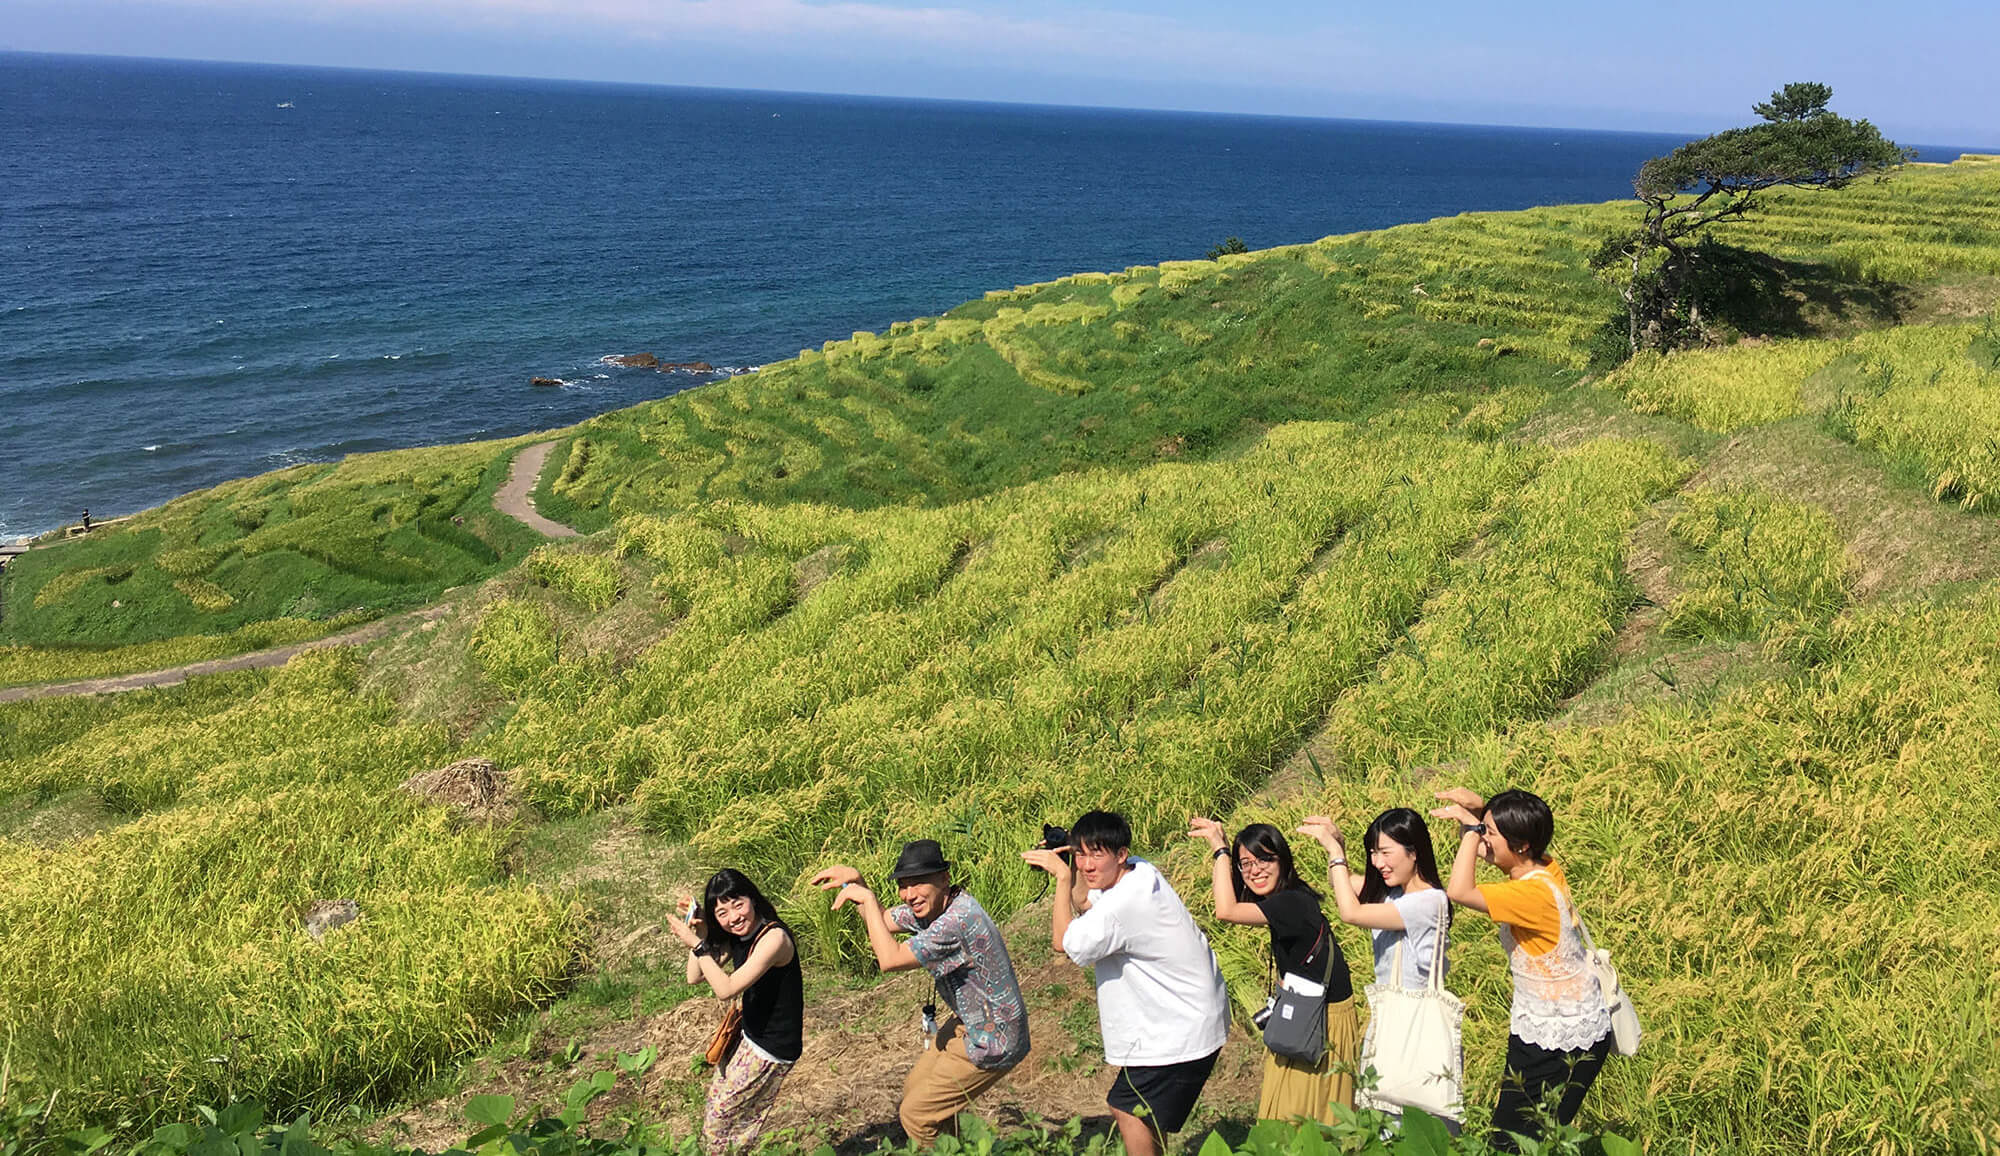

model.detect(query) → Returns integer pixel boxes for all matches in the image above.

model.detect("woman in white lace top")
[1431,786,1611,1152]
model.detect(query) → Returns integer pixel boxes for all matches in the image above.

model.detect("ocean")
[3,54,1957,539]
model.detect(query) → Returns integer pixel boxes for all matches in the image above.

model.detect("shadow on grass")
[1696,244,1915,339]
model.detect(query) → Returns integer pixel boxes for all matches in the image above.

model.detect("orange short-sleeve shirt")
[1477,859,1569,957]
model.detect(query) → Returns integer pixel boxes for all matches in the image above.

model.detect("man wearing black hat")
[811,840,1030,1145]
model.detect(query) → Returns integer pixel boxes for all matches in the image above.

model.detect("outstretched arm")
[849,886,921,972]
[1190,817,1264,925]
[694,924,795,1000]
[812,865,921,973]
[1297,815,1401,929]
[664,906,798,999]
[666,899,707,984]
[1021,848,1079,950]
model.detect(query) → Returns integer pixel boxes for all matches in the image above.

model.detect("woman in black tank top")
[664,868,803,1155]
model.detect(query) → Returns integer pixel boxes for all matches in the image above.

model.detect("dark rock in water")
[303,899,361,940]
[612,353,659,368]
[662,361,715,373]
[530,376,564,387]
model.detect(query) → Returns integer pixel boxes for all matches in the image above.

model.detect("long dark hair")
[1229,823,1318,903]
[1358,808,1445,905]
[699,867,783,954]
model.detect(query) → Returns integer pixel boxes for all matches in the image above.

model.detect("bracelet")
[1211,847,1230,861]
[1330,858,1347,868]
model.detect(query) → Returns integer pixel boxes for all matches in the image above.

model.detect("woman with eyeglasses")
[1189,817,1357,1123]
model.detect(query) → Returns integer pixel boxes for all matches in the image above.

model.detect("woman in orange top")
[1430,786,1610,1152]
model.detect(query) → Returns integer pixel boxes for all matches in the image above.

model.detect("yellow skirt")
[1257,995,1358,1125]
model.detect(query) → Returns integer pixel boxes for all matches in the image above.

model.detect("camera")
[1040,823,1073,865]
[1252,995,1276,1030]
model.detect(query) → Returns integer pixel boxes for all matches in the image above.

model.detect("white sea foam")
[143,445,160,452]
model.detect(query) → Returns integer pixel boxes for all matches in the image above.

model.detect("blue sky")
[5,0,1995,144]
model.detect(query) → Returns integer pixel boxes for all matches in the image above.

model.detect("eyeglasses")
[1236,855,1276,874]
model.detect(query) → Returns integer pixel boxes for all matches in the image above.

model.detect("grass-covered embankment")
[5,157,2000,1154]
[0,438,544,685]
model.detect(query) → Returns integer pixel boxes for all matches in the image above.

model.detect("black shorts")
[1107,1049,1221,1138]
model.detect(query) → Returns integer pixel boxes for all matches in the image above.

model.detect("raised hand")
[663,901,702,949]
[1020,847,1072,877]
[1296,814,1345,854]
[1430,801,1481,827]
[811,865,863,890]
[1186,816,1229,852]
[810,865,870,910]
[1434,786,1486,814]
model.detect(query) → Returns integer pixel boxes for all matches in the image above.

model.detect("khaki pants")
[900,1019,1013,1145]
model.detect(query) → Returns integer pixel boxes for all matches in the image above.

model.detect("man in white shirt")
[1023,810,1229,1156]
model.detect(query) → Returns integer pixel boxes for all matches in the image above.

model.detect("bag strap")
[1427,890,1449,994]
[1312,918,1336,989]
[1527,870,1597,954]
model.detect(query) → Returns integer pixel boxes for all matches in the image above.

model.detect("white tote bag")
[1357,902,1463,1122]
[1576,908,1642,1056]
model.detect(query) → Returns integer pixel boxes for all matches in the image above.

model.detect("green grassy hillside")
[0,438,542,685]
[5,157,2000,1155]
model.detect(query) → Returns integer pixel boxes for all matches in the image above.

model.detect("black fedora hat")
[887,839,951,881]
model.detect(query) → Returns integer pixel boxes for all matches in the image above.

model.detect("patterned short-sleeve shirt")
[889,890,1031,1069]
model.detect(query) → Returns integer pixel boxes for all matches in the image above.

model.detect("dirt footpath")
[497,441,579,539]
[0,613,435,704]
[377,909,1265,1154]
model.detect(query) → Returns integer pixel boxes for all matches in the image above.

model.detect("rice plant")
[1663,486,1851,640]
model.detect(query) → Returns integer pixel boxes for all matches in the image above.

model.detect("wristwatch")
[691,942,712,958]
[1461,822,1487,836]
[1212,847,1231,861]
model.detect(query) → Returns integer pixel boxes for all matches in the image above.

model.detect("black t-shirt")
[1256,886,1352,1003]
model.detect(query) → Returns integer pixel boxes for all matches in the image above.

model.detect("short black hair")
[1484,789,1554,863]
[1070,810,1132,855]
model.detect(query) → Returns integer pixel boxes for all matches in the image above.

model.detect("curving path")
[0,614,431,704]
[495,441,579,538]
[1,444,580,703]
